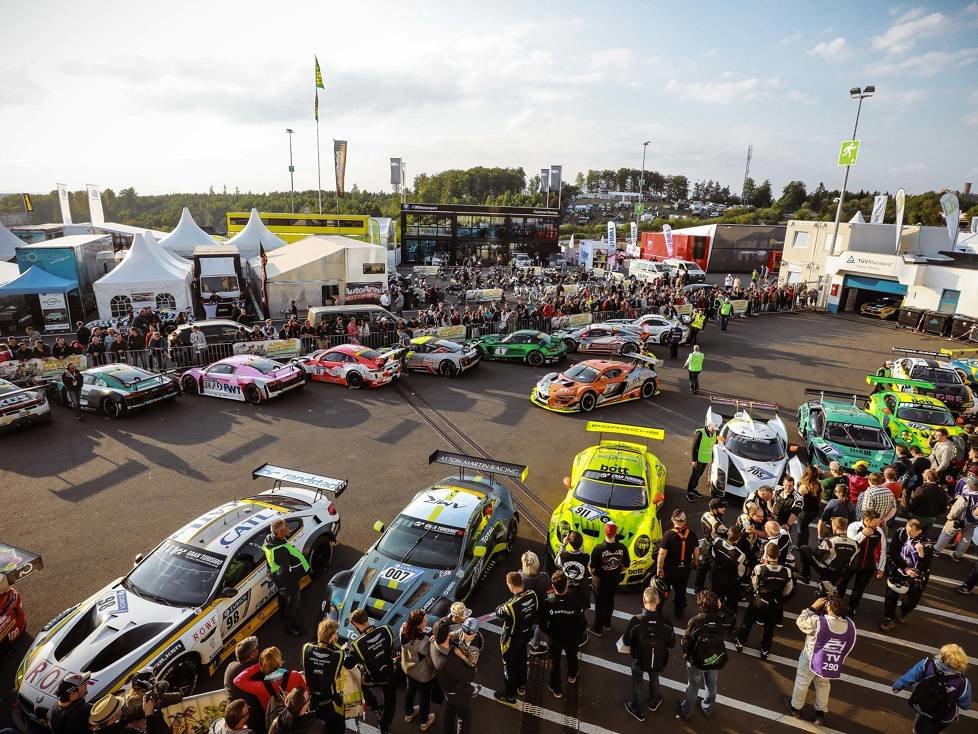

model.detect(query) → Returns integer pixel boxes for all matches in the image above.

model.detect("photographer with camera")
[122,669,184,734]
[50,673,93,734]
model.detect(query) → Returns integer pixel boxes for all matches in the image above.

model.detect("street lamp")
[828,86,874,256]
[285,128,295,214]
[639,140,651,207]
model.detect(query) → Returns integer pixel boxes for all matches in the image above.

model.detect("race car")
[548,422,666,587]
[859,297,901,320]
[0,378,51,431]
[324,451,522,640]
[865,376,966,456]
[399,336,480,377]
[797,388,895,472]
[897,348,978,391]
[56,364,180,419]
[14,465,344,727]
[292,344,401,389]
[708,397,790,499]
[181,355,305,404]
[603,315,689,344]
[531,354,661,414]
[880,349,975,415]
[465,329,565,366]
[1,543,43,659]
[552,323,643,356]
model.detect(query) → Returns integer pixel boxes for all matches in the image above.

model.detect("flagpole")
[316,105,322,214]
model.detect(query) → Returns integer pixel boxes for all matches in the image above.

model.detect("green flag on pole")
[315,56,324,89]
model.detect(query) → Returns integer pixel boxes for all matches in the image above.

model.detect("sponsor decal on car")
[95,590,129,616]
[203,379,242,395]
[380,565,420,584]
[222,590,252,631]
[571,504,611,523]
[150,640,187,674]
[192,615,219,643]
[160,541,225,569]
[745,466,776,480]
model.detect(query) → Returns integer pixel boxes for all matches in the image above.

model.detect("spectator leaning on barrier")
[210,699,254,734]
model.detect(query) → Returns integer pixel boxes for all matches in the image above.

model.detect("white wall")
[904,266,978,315]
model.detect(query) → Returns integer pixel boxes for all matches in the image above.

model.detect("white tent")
[94,232,193,320]
[158,207,218,258]
[0,221,24,261]
[225,208,286,258]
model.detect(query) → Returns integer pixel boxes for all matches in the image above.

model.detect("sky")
[2,0,977,198]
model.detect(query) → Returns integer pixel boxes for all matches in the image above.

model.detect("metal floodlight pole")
[286,128,295,214]
[638,140,650,221]
[828,86,874,257]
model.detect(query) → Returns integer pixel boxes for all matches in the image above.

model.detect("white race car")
[604,315,689,344]
[0,379,51,431]
[707,398,790,499]
[14,465,344,728]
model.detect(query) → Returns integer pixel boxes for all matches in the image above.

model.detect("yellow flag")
[315,56,324,89]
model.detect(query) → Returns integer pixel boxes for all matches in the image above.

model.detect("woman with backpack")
[893,644,972,733]
[399,610,437,732]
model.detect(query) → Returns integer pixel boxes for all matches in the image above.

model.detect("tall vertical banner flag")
[894,188,905,253]
[86,184,105,225]
[57,183,72,224]
[870,194,888,224]
[333,140,348,197]
[549,165,562,195]
[390,158,402,186]
[259,242,269,316]
[940,192,959,248]
[662,224,674,257]
[21,194,33,213]
[314,56,324,89]
[539,169,550,193]
[628,221,638,256]
[607,221,616,249]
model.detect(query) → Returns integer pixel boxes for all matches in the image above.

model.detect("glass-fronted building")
[400,203,560,265]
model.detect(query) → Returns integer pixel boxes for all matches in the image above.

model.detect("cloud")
[889,162,926,173]
[786,89,816,105]
[779,31,803,46]
[965,111,978,126]
[664,77,783,104]
[866,47,978,77]
[871,10,951,54]
[808,37,849,62]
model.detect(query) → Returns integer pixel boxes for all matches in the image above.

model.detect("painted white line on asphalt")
[476,684,621,734]
[795,579,975,617]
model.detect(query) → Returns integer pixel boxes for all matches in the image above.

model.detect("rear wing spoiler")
[585,421,665,441]
[804,388,869,405]
[706,396,786,445]
[629,353,664,367]
[708,396,779,414]
[0,384,51,402]
[941,348,978,358]
[865,375,936,390]
[891,347,940,358]
[252,464,348,499]
[428,450,528,481]
[0,542,43,584]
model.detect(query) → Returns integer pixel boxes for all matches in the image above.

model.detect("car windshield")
[432,340,463,353]
[102,366,157,386]
[375,515,464,570]
[0,381,18,395]
[574,471,648,510]
[896,406,956,426]
[824,422,892,449]
[726,433,785,462]
[125,540,225,607]
[200,275,238,295]
[564,363,600,383]
[909,366,961,385]
[241,357,284,374]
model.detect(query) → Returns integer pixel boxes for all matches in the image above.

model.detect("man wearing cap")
[50,672,93,734]
[683,344,705,394]
[225,637,265,734]
[818,462,849,503]
[449,601,471,629]
[687,421,720,502]
[588,523,630,635]
[657,511,700,617]
[263,519,310,637]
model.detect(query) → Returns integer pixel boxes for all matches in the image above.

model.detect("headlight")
[900,430,913,442]
[634,534,652,558]
[558,520,571,539]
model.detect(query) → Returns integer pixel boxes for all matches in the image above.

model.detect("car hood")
[550,500,660,555]
[534,371,579,394]
[810,437,894,472]
[19,584,191,713]
[723,450,789,492]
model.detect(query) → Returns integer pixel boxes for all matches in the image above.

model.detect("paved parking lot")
[2,311,976,733]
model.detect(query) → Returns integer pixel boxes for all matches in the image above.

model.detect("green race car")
[865,376,966,456]
[797,388,895,472]
[548,422,665,587]
[466,329,566,366]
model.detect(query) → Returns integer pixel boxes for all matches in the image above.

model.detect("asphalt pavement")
[2,311,976,734]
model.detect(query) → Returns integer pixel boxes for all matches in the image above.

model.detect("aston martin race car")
[324,451,522,640]
[797,388,895,472]
[899,348,978,391]
[15,465,344,727]
[548,422,666,587]
[603,315,689,344]
[56,364,180,419]
[708,398,790,499]
[865,377,966,456]
[465,329,565,366]
[859,297,901,320]
[0,378,51,431]
[181,355,305,404]
[292,344,401,389]
[880,349,975,414]
[401,336,480,377]
[552,323,643,356]
[531,354,660,413]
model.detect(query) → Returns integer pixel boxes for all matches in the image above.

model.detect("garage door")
[843,275,906,295]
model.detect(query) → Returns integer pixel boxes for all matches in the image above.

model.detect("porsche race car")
[292,344,401,389]
[708,397,790,499]
[603,315,689,344]
[181,355,305,403]
[56,364,180,419]
[324,451,523,640]
[552,323,644,356]
[797,388,895,472]
[881,349,975,415]
[548,422,666,587]
[400,336,480,377]
[465,329,565,366]
[15,465,344,727]
[865,376,966,456]
[531,354,661,413]
[0,379,51,431]
[859,297,901,320]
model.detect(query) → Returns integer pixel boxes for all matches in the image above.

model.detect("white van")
[628,259,673,283]
[663,258,706,283]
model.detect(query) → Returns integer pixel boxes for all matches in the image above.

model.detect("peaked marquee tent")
[0,221,24,262]
[158,207,218,258]
[225,208,286,259]
[93,232,193,320]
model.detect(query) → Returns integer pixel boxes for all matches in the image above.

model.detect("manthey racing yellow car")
[548,422,666,587]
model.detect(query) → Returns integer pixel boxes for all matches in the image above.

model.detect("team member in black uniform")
[798,516,858,590]
[589,523,630,635]
[540,570,587,699]
[881,518,933,631]
[709,523,748,615]
[555,530,591,645]
[303,619,346,734]
[344,608,396,734]
[656,510,700,617]
[735,543,794,659]
[493,571,539,704]
[695,499,728,592]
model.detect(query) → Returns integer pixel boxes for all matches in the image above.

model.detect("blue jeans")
[630,662,660,709]
[683,662,718,714]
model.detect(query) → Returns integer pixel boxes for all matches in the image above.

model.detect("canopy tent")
[0,261,21,286]
[225,208,286,259]
[0,265,78,295]
[158,207,218,258]
[0,221,24,262]
[93,232,192,320]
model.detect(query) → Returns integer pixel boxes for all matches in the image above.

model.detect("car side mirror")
[218,587,238,599]
[133,553,143,567]
[472,546,486,558]
[562,476,571,489]
[373,521,385,533]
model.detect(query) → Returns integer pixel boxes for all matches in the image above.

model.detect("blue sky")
[1,0,976,197]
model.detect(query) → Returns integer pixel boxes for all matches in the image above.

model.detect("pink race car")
[181,355,305,404]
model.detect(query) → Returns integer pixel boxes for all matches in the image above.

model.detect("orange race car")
[530,354,661,413]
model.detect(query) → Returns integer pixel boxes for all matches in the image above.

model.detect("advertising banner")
[607,221,616,249]
[940,192,959,248]
[413,324,467,340]
[232,338,302,360]
[549,165,562,193]
[539,169,550,193]
[390,157,402,186]
[39,292,69,332]
[662,224,674,257]
[551,312,592,330]
[57,183,72,225]
[676,303,693,316]
[870,194,888,224]
[464,288,503,302]
[413,265,440,275]
[333,140,348,197]
[345,281,383,304]
[628,221,639,256]
[894,188,906,253]
[86,184,104,225]
[546,284,580,297]
[0,355,88,384]
[731,299,749,315]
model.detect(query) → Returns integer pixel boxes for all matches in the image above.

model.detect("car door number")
[494,347,507,356]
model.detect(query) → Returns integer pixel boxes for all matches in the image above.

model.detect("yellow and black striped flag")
[315,56,324,89]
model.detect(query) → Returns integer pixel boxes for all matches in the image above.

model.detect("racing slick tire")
[562,338,577,353]
[505,517,519,553]
[244,384,262,404]
[102,398,126,419]
[346,371,364,390]
[579,392,597,413]
[620,342,639,356]
[181,376,199,395]
[526,350,544,367]
[439,360,458,378]
[160,653,200,697]
[309,538,334,578]
[641,378,658,399]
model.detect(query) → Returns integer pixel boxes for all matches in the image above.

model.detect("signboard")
[832,251,901,277]
[628,222,638,256]
[390,157,402,186]
[0,543,43,584]
[607,221,616,249]
[16,246,78,283]
[86,184,105,225]
[551,312,592,330]
[676,303,693,316]
[39,292,69,332]
[413,265,440,275]
[464,288,503,302]
[412,324,467,340]
[0,355,88,384]
[57,183,72,225]
[662,224,674,257]
[344,281,383,305]
[731,299,748,315]
[634,203,645,216]
[940,192,960,248]
[232,338,302,360]
[546,284,580,297]
[894,188,906,253]
[837,140,860,167]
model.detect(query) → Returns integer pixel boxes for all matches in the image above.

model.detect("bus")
[225,212,371,243]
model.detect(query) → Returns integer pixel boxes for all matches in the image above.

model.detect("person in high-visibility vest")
[688,310,706,345]
[687,420,719,502]
[719,298,733,332]
[683,344,705,394]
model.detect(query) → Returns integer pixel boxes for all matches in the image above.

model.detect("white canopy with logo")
[93,232,193,320]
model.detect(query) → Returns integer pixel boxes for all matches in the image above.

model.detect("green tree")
[779,180,807,212]
[751,179,773,208]
[667,175,689,202]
